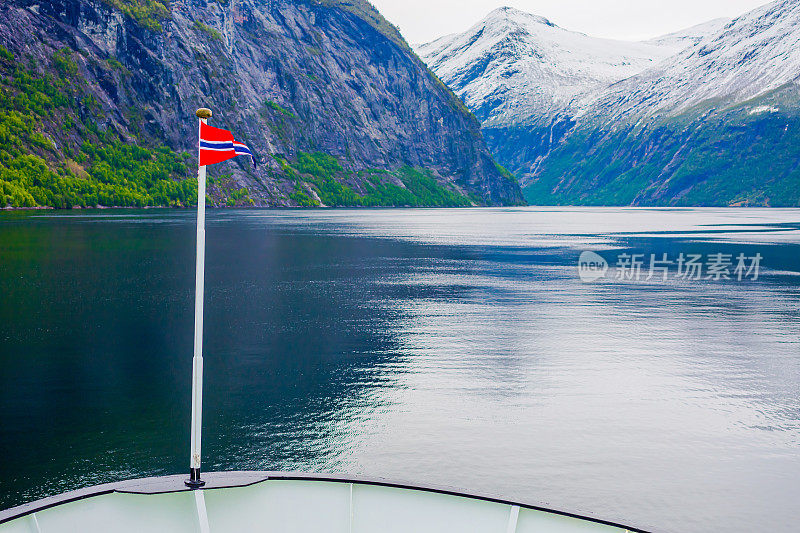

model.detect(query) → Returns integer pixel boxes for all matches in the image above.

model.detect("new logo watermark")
[578,251,609,282]
[578,251,762,283]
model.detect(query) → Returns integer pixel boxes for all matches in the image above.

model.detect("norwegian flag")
[199,122,256,167]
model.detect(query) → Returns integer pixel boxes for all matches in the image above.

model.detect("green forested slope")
[524,88,800,207]
[0,46,194,208]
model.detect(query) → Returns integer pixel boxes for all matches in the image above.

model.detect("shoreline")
[2,204,798,212]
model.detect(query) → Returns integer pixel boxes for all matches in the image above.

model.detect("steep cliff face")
[0,0,524,207]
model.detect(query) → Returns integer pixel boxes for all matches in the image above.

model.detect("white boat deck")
[0,472,646,533]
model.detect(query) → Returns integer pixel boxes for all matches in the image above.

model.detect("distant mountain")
[601,3,800,120]
[417,7,672,126]
[420,1,800,207]
[0,0,524,209]
[529,0,800,206]
[417,7,677,182]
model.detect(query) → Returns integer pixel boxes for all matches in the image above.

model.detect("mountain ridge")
[590,0,800,123]
[645,18,732,51]
[417,6,674,128]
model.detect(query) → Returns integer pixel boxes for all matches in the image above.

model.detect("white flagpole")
[187,107,212,488]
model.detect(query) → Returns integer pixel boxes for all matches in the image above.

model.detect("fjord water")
[1,208,799,532]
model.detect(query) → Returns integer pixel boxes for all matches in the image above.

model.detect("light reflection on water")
[0,207,799,532]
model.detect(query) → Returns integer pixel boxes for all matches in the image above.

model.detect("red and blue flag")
[199,122,255,167]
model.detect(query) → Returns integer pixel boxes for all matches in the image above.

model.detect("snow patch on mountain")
[749,104,779,114]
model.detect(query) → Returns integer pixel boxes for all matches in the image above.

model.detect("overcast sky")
[371,0,771,45]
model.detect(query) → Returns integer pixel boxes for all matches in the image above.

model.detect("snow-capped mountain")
[417,7,673,128]
[419,1,800,207]
[594,0,800,122]
[529,0,800,207]
[415,6,728,184]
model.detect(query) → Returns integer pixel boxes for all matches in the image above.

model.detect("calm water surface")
[1,207,799,532]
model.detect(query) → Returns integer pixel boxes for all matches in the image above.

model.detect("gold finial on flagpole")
[196,108,212,119]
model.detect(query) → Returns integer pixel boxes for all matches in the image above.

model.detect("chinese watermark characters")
[578,251,762,283]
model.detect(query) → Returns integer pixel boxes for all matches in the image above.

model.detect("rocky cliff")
[0,0,524,208]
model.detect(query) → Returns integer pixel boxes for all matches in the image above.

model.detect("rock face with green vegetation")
[0,0,524,208]
[525,85,800,207]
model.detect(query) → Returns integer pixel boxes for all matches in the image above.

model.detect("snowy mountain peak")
[484,6,556,28]
[417,7,673,126]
